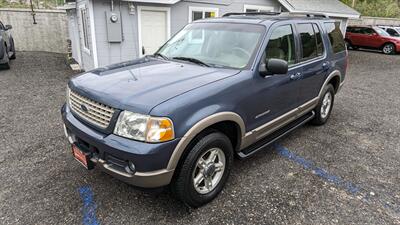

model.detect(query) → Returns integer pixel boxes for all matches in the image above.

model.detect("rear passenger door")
[294,22,328,105]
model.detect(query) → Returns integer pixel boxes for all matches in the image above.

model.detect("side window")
[387,28,399,37]
[346,27,353,33]
[297,23,318,61]
[350,27,362,34]
[363,28,376,35]
[189,7,218,22]
[313,24,324,56]
[0,22,4,30]
[265,25,296,65]
[324,22,346,54]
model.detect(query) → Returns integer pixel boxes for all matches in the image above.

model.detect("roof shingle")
[278,0,360,18]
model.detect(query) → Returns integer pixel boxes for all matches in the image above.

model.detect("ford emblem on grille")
[80,104,89,112]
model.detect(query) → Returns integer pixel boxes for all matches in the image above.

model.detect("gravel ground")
[0,51,399,225]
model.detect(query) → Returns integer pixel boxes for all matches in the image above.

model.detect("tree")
[341,0,400,18]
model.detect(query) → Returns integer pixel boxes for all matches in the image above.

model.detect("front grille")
[69,89,115,129]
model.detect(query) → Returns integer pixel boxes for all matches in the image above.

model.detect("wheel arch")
[167,112,245,171]
[381,41,395,48]
[319,70,341,97]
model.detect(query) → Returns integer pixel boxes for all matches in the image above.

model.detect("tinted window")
[348,27,362,34]
[313,24,324,56]
[265,25,296,65]
[324,22,346,54]
[363,28,375,35]
[298,23,318,61]
[386,28,398,36]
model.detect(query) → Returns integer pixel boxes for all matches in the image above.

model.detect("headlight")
[114,111,174,143]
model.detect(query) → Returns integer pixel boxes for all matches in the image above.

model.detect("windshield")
[156,23,265,69]
[375,27,390,37]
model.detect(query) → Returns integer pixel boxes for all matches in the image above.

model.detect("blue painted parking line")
[79,186,100,225]
[274,143,400,216]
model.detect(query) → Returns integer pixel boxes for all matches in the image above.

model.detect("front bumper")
[61,104,179,188]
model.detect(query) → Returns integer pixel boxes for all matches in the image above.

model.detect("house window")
[244,4,275,13]
[189,7,219,22]
[80,5,90,52]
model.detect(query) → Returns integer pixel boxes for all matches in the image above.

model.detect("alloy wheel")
[321,92,332,119]
[192,147,226,195]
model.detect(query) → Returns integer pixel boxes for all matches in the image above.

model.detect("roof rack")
[285,11,329,18]
[222,12,280,17]
[222,11,329,18]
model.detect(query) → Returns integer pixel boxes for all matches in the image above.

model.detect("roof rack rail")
[222,11,329,18]
[222,12,281,17]
[282,11,329,18]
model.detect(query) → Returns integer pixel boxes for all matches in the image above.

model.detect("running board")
[237,111,315,159]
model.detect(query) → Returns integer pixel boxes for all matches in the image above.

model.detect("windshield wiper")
[172,57,211,67]
[153,53,170,60]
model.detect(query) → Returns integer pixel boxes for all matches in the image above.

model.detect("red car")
[345,26,400,54]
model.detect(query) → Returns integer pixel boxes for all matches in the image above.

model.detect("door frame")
[137,6,171,57]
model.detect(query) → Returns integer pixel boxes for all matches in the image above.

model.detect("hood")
[69,57,240,114]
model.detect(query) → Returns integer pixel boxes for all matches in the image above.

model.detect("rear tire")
[345,39,352,50]
[310,84,335,126]
[382,43,395,55]
[172,132,233,208]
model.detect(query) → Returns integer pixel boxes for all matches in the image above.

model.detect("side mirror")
[259,58,288,77]
[5,25,12,30]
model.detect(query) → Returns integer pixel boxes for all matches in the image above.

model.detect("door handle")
[290,72,301,80]
[142,46,145,55]
[322,62,330,71]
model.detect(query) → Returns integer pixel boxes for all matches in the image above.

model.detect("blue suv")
[62,12,347,207]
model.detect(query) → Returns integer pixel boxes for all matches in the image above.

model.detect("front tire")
[382,43,395,55]
[172,132,233,208]
[311,84,335,126]
[9,38,16,60]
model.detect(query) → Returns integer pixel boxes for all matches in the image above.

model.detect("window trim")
[79,4,91,55]
[188,6,219,23]
[243,4,277,13]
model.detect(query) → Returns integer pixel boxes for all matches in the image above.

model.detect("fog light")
[125,161,136,174]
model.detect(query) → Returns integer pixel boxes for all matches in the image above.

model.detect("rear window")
[297,23,325,61]
[298,23,318,61]
[324,22,346,54]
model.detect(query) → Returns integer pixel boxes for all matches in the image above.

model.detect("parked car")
[345,26,400,54]
[62,12,347,207]
[378,25,400,38]
[0,21,16,69]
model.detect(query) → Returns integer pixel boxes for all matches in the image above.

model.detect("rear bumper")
[61,104,179,188]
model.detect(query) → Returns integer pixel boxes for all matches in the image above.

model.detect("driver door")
[246,24,303,137]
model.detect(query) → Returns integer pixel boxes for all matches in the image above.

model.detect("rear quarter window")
[324,22,346,54]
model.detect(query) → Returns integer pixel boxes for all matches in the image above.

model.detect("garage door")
[139,7,170,56]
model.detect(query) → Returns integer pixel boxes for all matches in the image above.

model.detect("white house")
[62,0,360,71]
